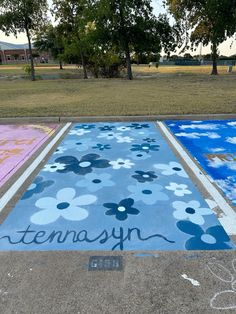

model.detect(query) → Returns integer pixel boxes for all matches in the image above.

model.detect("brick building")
[0,41,50,64]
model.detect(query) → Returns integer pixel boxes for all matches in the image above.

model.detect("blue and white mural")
[0,122,234,251]
[166,120,236,206]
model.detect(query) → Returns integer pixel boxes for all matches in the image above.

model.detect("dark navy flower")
[143,137,156,143]
[129,123,150,129]
[132,171,158,183]
[131,143,160,153]
[104,198,140,221]
[55,154,111,175]
[92,143,111,151]
[22,176,54,200]
[177,221,233,250]
[99,125,115,131]
[75,124,96,130]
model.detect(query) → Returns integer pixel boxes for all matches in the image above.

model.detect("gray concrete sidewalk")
[0,250,236,314]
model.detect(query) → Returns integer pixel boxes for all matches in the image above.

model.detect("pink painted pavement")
[0,124,58,188]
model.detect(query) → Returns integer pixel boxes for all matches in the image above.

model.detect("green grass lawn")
[0,65,235,117]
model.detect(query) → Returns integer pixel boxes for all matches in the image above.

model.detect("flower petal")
[197,207,213,216]
[35,197,58,210]
[30,209,60,225]
[62,206,88,221]
[74,195,97,206]
[206,225,231,242]
[190,214,205,226]
[119,198,134,208]
[173,210,187,220]
[177,220,203,236]
[57,188,76,202]
[127,207,140,215]
[103,202,117,210]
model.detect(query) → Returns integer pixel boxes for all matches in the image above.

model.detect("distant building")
[0,41,50,64]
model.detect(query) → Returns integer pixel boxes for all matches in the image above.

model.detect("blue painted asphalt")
[0,122,234,251]
[166,120,236,206]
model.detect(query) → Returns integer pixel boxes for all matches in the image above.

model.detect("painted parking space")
[0,122,234,251]
[0,124,58,188]
[166,120,236,206]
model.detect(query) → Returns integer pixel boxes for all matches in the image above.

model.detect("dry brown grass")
[0,65,235,117]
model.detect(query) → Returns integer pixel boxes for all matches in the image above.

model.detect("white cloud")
[226,137,236,144]
[180,124,220,130]
[210,148,225,153]
[208,157,236,171]
[227,121,236,127]
[176,132,221,139]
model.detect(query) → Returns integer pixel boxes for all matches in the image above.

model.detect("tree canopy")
[34,24,65,69]
[165,0,236,74]
[0,0,48,80]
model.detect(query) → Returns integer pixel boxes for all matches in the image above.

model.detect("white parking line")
[157,121,236,235]
[0,123,72,213]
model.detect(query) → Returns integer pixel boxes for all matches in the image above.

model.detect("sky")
[0,0,235,56]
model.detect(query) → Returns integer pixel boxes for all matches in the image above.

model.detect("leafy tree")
[93,0,179,80]
[52,0,90,79]
[34,24,65,70]
[165,0,236,75]
[0,0,48,80]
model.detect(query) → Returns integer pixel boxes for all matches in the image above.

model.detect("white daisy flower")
[109,158,134,169]
[165,182,192,197]
[69,129,91,136]
[116,126,131,132]
[43,162,66,172]
[116,136,134,143]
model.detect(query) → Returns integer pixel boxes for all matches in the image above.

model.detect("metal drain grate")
[88,256,123,271]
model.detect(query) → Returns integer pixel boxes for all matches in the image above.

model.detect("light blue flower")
[154,161,189,178]
[172,200,213,225]
[77,173,115,192]
[74,139,95,152]
[128,183,169,205]
[97,132,122,140]
[128,151,151,161]
[30,188,97,225]
[64,138,95,152]
[130,129,154,138]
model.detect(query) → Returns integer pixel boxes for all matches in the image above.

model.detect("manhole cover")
[88,256,123,271]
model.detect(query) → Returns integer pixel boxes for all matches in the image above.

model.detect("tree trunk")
[125,43,133,80]
[26,27,35,81]
[211,42,218,75]
[80,50,88,79]
[119,1,133,80]
[59,60,63,70]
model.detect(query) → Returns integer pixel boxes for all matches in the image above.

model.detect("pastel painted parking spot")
[166,120,236,206]
[0,122,234,251]
[0,124,58,188]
